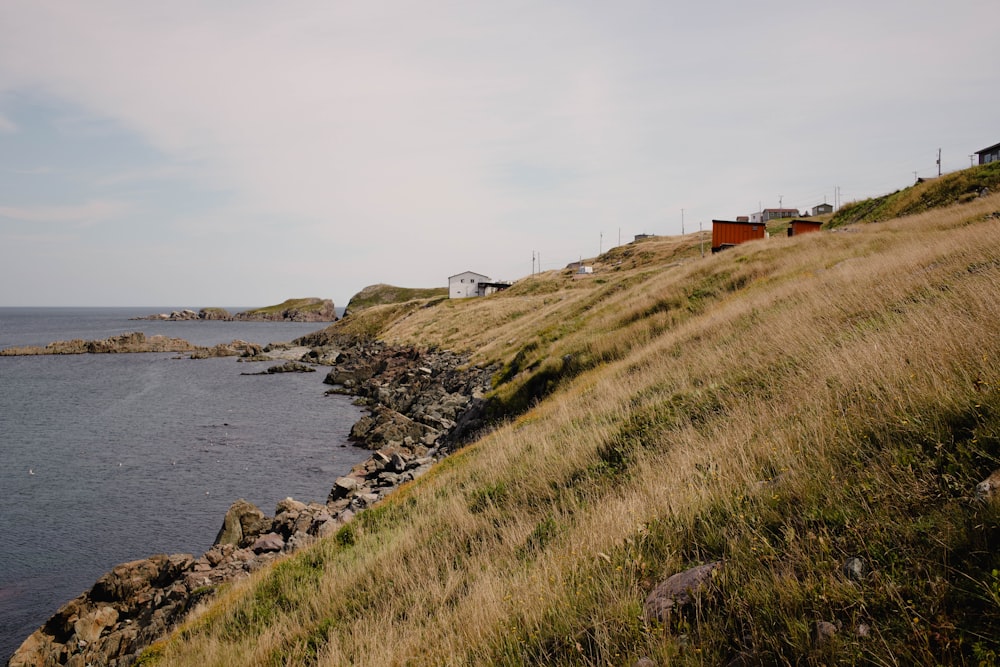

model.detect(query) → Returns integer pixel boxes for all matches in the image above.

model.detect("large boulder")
[214,499,269,547]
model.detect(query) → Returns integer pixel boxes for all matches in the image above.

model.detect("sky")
[0,1,997,308]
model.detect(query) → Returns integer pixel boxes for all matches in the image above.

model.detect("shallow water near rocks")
[0,308,366,661]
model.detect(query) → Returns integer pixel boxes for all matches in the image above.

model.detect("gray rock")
[390,453,408,473]
[815,620,837,646]
[251,533,285,554]
[330,476,360,500]
[643,561,721,624]
[843,557,865,581]
[976,469,1000,501]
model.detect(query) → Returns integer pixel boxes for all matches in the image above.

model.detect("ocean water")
[0,308,367,662]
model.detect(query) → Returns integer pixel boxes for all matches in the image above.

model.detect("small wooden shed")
[788,219,823,237]
[711,219,766,253]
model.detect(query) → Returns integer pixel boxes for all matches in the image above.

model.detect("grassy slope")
[240,298,331,315]
[832,162,1000,226]
[150,193,1000,666]
[344,283,448,314]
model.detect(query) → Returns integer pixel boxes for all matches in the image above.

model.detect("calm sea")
[0,308,367,662]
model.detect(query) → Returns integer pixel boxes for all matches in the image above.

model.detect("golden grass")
[152,194,1000,665]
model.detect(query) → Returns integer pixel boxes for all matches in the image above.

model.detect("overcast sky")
[1,1,997,307]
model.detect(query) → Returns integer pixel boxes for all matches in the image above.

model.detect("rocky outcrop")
[0,334,262,359]
[318,339,496,451]
[131,299,337,323]
[188,340,262,359]
[240,361,316,376]
[131,308,231,321]
[232,298,337,322]
[0,332,201,356]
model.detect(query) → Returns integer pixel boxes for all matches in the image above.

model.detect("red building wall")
[711,220,766,252]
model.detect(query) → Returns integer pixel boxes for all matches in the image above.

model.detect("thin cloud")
[0,199,131,224]
[8,166,53,175]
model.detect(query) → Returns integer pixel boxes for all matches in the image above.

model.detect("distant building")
[448,271,491,299]
[633,233,654,242]
[812,203,833,216]
[736,216,750,222]
[711,219,766,253]
[788,219,823,237]
[761,208,800,221]
[448,271,512,298]
[976,141,1000,165]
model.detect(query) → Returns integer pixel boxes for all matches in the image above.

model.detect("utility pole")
[937,148,942,177]
[531,251,535,276]
[599,232,603,256]
[913,171,918,182]
[970,154,975,168]
[779,195,783,209]
[681,208,685,235]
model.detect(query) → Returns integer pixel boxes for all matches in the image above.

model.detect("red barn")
[711,219,766,253]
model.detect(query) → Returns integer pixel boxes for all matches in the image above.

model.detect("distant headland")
[131,297,337,322]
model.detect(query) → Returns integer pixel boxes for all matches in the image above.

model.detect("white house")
[448,271,491,299]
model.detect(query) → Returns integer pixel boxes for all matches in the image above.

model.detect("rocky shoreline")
[6,336,496,667]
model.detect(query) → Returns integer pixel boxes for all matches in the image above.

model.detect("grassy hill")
[344,283,448,315]
[145,191,1000,665]
[831,162,1000,226]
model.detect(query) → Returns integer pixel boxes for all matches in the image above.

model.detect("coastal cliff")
[6,336,495,667]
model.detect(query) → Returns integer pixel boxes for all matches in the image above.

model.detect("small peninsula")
[133,298,337,323]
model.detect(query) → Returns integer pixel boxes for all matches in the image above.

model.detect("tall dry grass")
[149,194,1000,665]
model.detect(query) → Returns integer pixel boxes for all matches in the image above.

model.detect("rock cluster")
[7,337,496,667]
[131,308,231,321]
[6,498,338,667]
[0,332,201,356]
[318,340,496,523]
[0,335,264,359]
[321,339,496,451]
